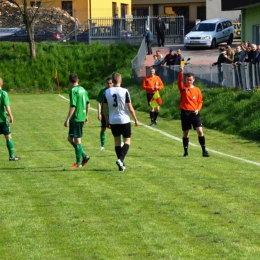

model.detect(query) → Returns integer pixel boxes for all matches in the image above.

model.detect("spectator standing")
[251,44,259,63]
[96,77,113,150]
[64,73,90,168]
[153,55,159,65]
[142,67,164,126]
[175,49,184,65]
[224,45,234,64]
[156,50,164,60]
[143,27,153,55]
[178,66,210,157]
[234,45,244,64]
[212,46,226,84]
[246,44,254,62]
[103,72,139,171]
[0,78,21,161]
[162,49,177,66]
[155,16,166,47]
[255,45,260,63]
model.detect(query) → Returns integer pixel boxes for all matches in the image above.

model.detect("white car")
[184,19,234,48]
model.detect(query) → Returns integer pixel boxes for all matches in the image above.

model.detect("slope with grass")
[0,94,260,260]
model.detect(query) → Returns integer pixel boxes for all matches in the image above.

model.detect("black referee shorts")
[181,110,203,131]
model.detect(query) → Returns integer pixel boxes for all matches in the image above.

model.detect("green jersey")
[0,89,10,123]
[69,85,89,122]
[96,87,107,114]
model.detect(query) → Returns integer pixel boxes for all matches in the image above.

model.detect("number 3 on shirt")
[112,94,118,107]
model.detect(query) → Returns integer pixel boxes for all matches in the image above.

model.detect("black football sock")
[119,144,129,162]
[149,111,155,122]
[154,112,159,121]
[198,136,206,152]
[183,137,189,155]
[115,146,122,159]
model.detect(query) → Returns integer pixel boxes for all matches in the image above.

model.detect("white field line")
[59,94,260,167]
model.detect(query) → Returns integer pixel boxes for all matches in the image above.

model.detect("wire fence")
[131,38,146,79]
[144,63,260,90]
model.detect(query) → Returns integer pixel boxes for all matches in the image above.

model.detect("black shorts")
[181,110,203,131]
[146,93,154,106]
[110,122,131,138]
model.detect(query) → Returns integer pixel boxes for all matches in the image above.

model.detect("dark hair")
[219,46,226,52]
[69,73,78,84]
[106,77,112,82]
[112,73,121,84]
[186,73,195,78]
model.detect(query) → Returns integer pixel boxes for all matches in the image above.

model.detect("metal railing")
[145,63,260,90]
[131,38,146,79]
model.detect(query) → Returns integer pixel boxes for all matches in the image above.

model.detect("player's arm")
[97,102,102,121]
[178,66,184,91]
[5,106,13,124]
[64,106,75,127]
[127,103,139,126]
[126,91,139,126]
[85,101,90,124]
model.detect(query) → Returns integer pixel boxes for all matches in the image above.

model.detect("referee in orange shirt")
[142,67,164,126]
[178,66,210,157]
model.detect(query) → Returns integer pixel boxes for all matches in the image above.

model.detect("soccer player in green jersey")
[0,78,21,161]
[96,77,113,150]
[64,74,90,168]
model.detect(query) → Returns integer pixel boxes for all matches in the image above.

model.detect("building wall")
[206,0,240,21]
[242,5,260,43]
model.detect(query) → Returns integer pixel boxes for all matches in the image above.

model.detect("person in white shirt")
[103,72,139,171]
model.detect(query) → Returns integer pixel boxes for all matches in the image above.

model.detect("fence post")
[74,9,77,42]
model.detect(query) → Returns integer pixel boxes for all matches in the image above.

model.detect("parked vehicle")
[0,28,21,37]
[0,28,65,42]
[68,26,132,42]
[233,22,241,39]
[184,19,234,49]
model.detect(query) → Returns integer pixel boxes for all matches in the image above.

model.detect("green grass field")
[0,94,260,260]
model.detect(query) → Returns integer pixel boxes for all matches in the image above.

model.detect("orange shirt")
[178,72,203,111]
[142,75,164,94]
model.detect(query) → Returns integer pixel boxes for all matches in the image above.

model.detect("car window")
[192,23,216,32]
[222,21,227,29]
[217,23,222,31]
[226,21,232,27]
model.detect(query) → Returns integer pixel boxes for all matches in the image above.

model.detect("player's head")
[112,73,122,85]
[69,73,79,84]
[185,73,195,87]
[0,78,3,88]
[106,77,113,88]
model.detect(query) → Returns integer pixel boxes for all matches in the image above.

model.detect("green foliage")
[0,42,138,94]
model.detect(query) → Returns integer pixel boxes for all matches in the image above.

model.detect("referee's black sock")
[198,136,206,152]
[150,111,155,122]
[120,144,129,162]
[115,146,122,159]
[154,112,159,121]
[183,137,189,155]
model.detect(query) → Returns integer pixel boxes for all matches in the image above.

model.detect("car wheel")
[227,34,233,45]
[211,38,216,49]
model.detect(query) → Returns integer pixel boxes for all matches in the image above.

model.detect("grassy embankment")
[1,41,260,142]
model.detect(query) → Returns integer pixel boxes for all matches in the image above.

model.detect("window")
[222,21,227,29]
[197,6,206,21]
[30,1,41,7]
[253,25,260,45]
[112,2,117,17]
[164,6,189,19]
[132,7,149,16]
[121,4,128,17]
[62,1,72,16]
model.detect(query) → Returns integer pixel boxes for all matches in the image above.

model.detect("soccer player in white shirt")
[103,73,139,171]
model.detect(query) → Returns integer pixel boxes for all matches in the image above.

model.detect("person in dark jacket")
[155,16,166,47]
[143,27,153,55]
[212,46,226,84]
[162,49,177,66]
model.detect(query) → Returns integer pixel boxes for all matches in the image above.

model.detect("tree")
[0,0,49,58]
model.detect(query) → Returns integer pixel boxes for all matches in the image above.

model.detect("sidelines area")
[59,94,260,167]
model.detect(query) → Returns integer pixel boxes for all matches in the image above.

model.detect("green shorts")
[0,121,11,135]
[69,121,84,138]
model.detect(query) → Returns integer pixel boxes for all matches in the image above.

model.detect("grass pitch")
[0,94,260,260]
